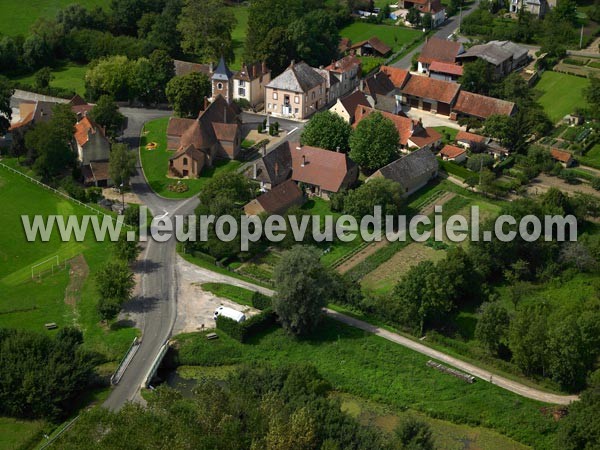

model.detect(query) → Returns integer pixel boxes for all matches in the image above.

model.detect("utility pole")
[458,6,463,33]
[579,24,584,49]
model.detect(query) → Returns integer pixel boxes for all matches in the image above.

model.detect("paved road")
[393,3,481,69]
[177,266,579,405]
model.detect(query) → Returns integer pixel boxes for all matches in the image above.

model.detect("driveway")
[403,106,465,129]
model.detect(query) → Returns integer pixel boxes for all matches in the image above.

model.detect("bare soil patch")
[64,254,89,306]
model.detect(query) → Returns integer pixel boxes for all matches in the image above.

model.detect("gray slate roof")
[457,41,527,66]
[377,148,438,191]
[212,56,234,81]
[266,62,325,93]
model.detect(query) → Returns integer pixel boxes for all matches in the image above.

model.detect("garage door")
[410,98,419,108]
[422,102,432,111]
[437,102,451,115]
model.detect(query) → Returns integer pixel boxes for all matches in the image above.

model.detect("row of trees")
[57,363,434,449]
[301,110,402,173]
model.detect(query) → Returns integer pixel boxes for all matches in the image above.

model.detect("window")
[183,157,188,166]
[294,96,299,104]
[268,103,272,109]
[238,87,246,96]
[319,87,322,94]
[239,80,245,87]
[217,82,223,90]
[273,91,278,100]
[312,92,315,100]
[294,108,299,114]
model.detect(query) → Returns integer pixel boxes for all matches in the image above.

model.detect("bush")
[592,177,600,191]
[216,308,278,343]
[86,187,103,203]
[251,291,272,310]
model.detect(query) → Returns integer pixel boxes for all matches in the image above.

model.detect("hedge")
[251,291,272,310]
[216,308,277,343]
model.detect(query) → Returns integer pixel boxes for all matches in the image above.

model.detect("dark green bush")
[216,308,277,343]
[251,291,272,310]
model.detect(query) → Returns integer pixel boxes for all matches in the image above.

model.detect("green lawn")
[433,126,459,145]
[139,117,242,199]
[534,71,590,123]
[580,143,600,169]
[174,320,558,448]
[0,416,48,450]
[0,165,136,358]
[0,0,109,36]
[9,61,88,97]
[340,21,422,53]
[231,5,249,71]
[200,283,255,307]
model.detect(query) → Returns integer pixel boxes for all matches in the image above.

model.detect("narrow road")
[392,2,481,69]
[178,265,579,405]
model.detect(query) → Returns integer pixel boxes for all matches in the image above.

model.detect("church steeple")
[211,56,234,102]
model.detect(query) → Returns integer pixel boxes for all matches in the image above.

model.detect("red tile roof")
[453,91,516,119]
[456,130,487,144]
[409,127,442,148]
[212,122,239,142]
[550,148,573,163]
[418,37,463,65]
[74,117,105,147]
[339,37,351,53]
[380,66,411,88]
[439,144,466,159]
[429,61,464,76]
[402,75,461,104]
[289,142,354,193]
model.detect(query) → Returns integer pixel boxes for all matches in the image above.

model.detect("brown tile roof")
[290,142,354,193]
[83,161,110,184]
[212,122,239,142]
[409,127,442,148]
[418,37,463,65]
[380,66,411,88]
[339,90,370,120]
[550,148,573,163]
[74,116,105,147]
[439,144,466,158]
[456,130,487,144]
[351,37,392,56]
[167,117,196,137]
[453,91,516,119]
[170,144,206,166]
[173,59,212,77]
[325,55,361,73]
[250,179,304,215]
[339,37,351,53]
[402,75,461,104]
[363,71,395,97]
[234,61,270,81]
[69,95,87,106]
[429,61,463,76]
[72,104,94,116]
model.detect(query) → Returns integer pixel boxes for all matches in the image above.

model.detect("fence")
[0,161,133,229]
[38,415,81,449]
[110,337,141,385]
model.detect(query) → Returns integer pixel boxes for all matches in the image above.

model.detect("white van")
[213,306,246,323]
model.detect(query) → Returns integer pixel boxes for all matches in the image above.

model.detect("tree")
[475,301,510,355]
[272,246,334,336]
[349,112,399,172]
[557,378,600,449]
[113,233,141,263]
[34,67,53,89]
[85,55,133,100]
[342,178,403,218]
[460,59,493,95]
[585,77,600,119]
[287,11,340,68]
[0,76,14,136]
[95,260,135,320]
[300,111,353,152]
[509,305,549,376]
[109,143,137,189]
[466,153,494,172]
[393,416,434,450]
[89,95,126,138]
[406,7,421,26]
[178,0,236,62]
[166,72,211,118]
[422,12,433,29]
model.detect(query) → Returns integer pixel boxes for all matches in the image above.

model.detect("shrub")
[592,177,600,191]
[216,308,277,343]
[251,291,272,310]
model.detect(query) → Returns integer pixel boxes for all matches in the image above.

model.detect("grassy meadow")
[534,71,590,123]
[139,117,242,199]
[9,61,88,97]
[340,21,422,53]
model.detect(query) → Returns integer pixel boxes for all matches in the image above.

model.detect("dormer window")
[217,82,223,90]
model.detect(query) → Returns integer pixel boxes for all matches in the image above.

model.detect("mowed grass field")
[175,320,558,448]
[231,5,249,71]
[340,21,421,53]
[0,0,109,36]
[139,117,242,198]
[534,71,590,123]
[580,143,600,169]
[10,61,88,96]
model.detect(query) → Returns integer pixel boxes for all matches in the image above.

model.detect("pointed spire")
[212,56,233,81]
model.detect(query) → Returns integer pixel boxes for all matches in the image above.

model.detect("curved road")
[103,107,578,410]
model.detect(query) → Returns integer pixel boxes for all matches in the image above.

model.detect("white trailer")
[213,306,246,323]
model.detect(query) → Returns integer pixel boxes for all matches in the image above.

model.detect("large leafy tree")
[178,0,236,62]
[95,260,135,321]
[89,95,125,138]
[342,177,404,218]
[109,143,137,189]
[557,377,600,450]
[300,111,353,152]
[272,246,334,336]
[349,112,399,172]
[585,77,600,119]
[475,301,510,355]
[0,75,14,136]
[459,59,494,95]
[166,72,211,118]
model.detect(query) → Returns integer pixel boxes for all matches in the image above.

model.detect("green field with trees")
[535,72,590,123]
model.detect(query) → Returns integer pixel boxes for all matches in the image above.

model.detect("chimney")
[253,163,257,179]
[336,146,340,153]
[209,61,214,73]
[301,155,306,167]
[204,96,209,110]
[262,60,267,74]
[359,79,364,91]
[290,60,295,67]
